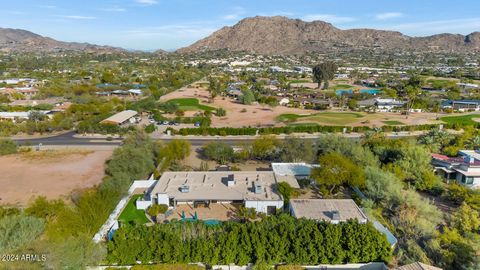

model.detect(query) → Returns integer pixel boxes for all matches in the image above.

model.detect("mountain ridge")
[178,16,480,54]
[0,27,125,53]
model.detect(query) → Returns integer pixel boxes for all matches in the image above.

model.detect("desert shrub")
[0,139,17,155]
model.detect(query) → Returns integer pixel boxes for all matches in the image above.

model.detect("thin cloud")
[388,18,480,35]
[221,6,246,21]
[135,0,158,6]
[223,14,240,20]
[303,14,355,24]
[101,7,127,12]
[60,15,96,20]
[375,12,403,20]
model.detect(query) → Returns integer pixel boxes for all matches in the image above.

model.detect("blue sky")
[1,0,479,51]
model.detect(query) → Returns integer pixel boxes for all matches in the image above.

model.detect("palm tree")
[465,136,480,150]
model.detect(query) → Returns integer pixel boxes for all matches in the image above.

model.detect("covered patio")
[165,203,241,222]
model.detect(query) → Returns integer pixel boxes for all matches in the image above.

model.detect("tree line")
[107,215,391,266]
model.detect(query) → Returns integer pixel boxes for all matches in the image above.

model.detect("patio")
[165,203,241,222]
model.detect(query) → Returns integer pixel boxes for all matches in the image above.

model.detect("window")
[466,177,474,185]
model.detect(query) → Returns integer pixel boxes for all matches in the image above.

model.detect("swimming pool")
[360,89,381,95]
[203,219,221,226]
[336,89,353,96]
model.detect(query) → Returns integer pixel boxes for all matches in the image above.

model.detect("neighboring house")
[0,87,39,99]
[289,199,368,224]
[0,110,52,122]
[395,262,442,270]
[374,98,405,112]
[279,98,290,106]
[432,151,480,189]
[100,110,138,126]
[227,88,243,99]
[271,162,317,189]
[136,171,284,214]
[441,99,480,111]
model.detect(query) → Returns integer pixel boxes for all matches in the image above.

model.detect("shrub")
[147,204,168,216]
[0,139,17,156]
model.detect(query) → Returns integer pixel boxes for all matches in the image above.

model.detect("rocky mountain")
[178,16,480,54]
[0,28,124,53]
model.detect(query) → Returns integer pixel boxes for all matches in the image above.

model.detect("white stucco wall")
[136,199,152,210]
[245,200,283,214]
[157,193,169,205]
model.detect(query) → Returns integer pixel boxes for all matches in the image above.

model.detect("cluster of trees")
[107,215,391,266]
[201,136,315,165]
[313,62,338,89]
[174,123,476,137]
[313,135,479,269]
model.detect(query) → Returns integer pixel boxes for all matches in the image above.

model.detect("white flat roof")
[151,171,282,202]
[271,162,315,176]
[100,110,137,124]
[290,199,368,222]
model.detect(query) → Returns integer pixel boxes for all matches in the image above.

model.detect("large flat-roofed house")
[100,110,138,125]
[137,171,284,214]
[289,199,368,224]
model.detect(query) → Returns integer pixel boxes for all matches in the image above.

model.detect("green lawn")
[278,112,364,125]
[382,120,405,126]
[118,194,150,225]
[166,98,215,111]
[289,79,311,84]
[331,84,355,90]
[440,114,480,126]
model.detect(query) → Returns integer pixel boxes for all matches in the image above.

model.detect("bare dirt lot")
[160,85,442,128]
[0,149,112,206]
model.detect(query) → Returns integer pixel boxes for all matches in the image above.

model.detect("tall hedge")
[107,215,391,266]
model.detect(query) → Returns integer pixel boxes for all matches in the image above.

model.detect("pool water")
[336,89,353,96]
[203,219,221,226]
[360,89,381,95]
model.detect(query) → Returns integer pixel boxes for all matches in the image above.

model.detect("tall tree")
[313,62,338,89]
[311,152,365,195]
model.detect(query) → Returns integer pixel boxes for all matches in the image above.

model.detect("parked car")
[194,121,201,127]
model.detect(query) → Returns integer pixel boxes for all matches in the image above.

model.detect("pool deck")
[166,203,241,222]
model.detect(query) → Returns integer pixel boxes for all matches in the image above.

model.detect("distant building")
[279,98,290,106]
[374,98,405,112]
[441,99,480,111]
[289,199,368,224]
[100,110,138,126]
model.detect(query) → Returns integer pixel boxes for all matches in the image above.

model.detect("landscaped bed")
[382,120,405,126]
[165,98,215,111]
[277,112,364,125]
[440,113,480,126]
[118,194,150,225]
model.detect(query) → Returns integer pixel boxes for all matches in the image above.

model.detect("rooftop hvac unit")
[254,181,262,194]
[179,185,190,193]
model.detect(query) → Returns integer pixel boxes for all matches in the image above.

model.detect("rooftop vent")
[179,185,190,193]
[227,174,235,187]
[254,181,262,194]
[331,210,340,221]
